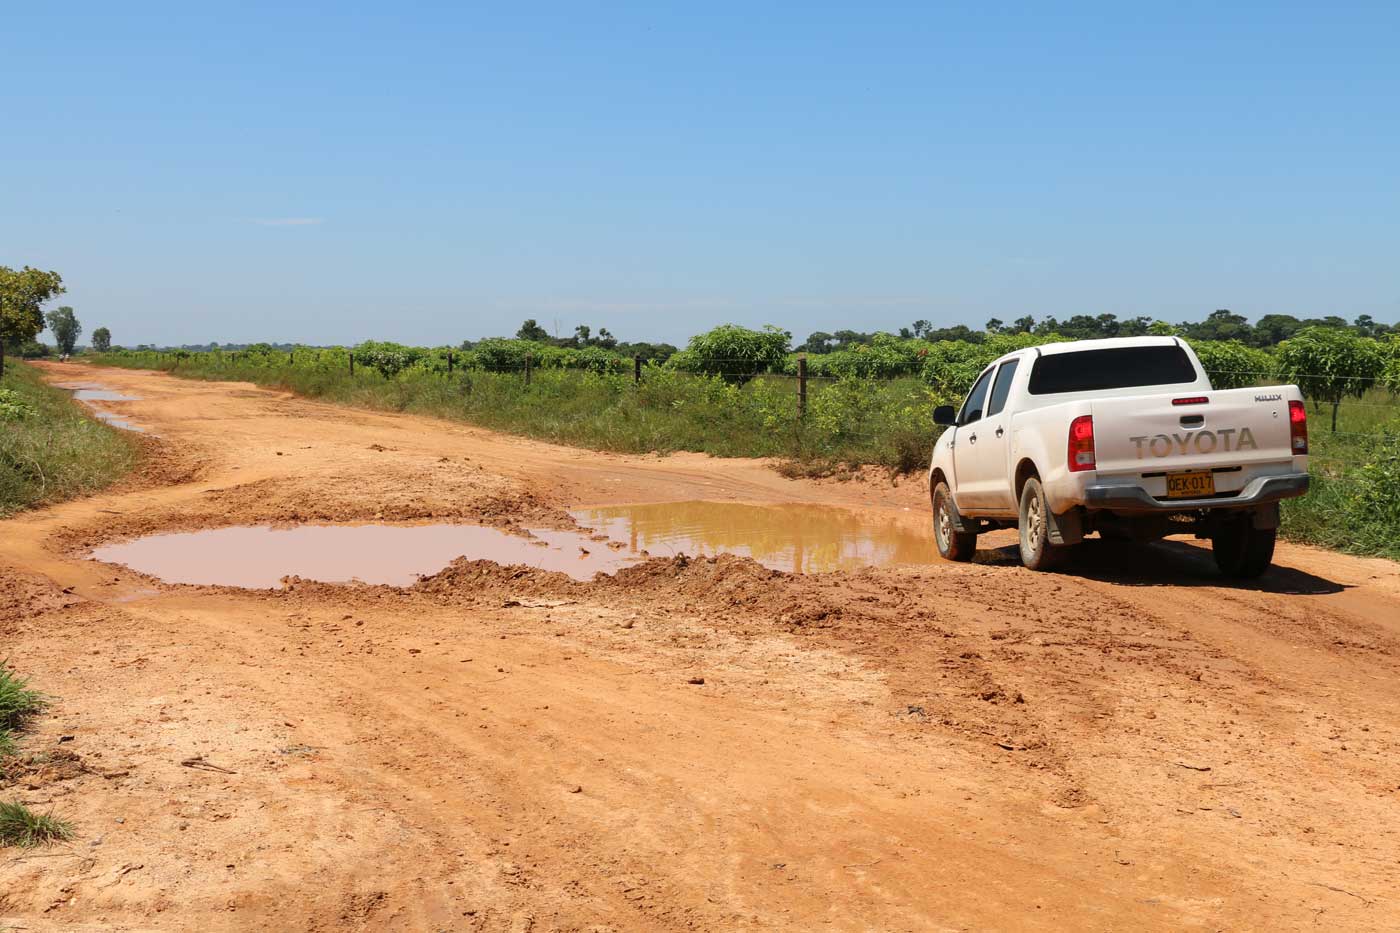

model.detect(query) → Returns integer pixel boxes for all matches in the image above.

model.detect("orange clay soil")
[3,360,1399,932]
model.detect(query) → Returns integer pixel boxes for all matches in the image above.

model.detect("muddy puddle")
[58,382,148,433]
[89,524,638,588]
[89,503,935,589]
[571,501,933,574]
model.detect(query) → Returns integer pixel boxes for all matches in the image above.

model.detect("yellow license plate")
[1166,470,1215,498]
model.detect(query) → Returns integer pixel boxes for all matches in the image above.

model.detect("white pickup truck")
[927,336,1311,577]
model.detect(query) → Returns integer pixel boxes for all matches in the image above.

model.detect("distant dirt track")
[3,361,1399,931]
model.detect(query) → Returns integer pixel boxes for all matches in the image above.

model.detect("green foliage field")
[88,325,1400,559]
[0,360,140,517]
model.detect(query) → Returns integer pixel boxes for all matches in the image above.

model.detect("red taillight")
[1068,415,1095,472]
[1172,396,1209,406]
[1289,400,1308,455]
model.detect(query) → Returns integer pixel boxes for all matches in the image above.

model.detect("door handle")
[995,426,1005,438]
[968,433,977,444]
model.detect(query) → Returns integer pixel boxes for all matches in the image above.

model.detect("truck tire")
[932,481,977,562]
[1017,478,1063,572]
[1212,517,1275,579]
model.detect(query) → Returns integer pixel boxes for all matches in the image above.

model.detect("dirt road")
[4,362,1399,931]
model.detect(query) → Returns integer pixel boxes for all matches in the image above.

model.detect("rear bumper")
[1084,472,1310,513]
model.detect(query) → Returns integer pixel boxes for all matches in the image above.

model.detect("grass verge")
[0,360,140,517]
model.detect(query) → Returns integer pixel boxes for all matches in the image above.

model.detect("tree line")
[798,309,1395,354]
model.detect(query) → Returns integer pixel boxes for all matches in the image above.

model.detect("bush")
[352,341,426,378]
[1190,340,1277,389]
[920,332,1060,397]
[0,388,36,421]
[676,324,790,383]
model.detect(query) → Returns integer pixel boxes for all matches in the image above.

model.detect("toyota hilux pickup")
[927,336,1310,577]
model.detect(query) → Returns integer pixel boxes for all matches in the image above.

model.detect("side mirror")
[933,405,957,426]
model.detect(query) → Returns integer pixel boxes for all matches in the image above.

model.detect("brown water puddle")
[88,503,936,589]
[88,524,635,588]
[57,381,148,433]
[570,501,934,574]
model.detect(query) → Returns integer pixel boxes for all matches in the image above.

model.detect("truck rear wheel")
[1212,517,1275,579]
[1018,478,1063,572]
[932,481,977,562]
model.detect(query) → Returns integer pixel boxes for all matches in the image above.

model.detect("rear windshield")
[1027,345,1198,395]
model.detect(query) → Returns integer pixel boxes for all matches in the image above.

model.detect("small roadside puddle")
[571,501,933,574]
[88,502,935,589]
[88,524,634,588]
[57,381,148,433]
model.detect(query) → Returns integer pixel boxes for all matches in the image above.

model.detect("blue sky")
[3,2,1397,346]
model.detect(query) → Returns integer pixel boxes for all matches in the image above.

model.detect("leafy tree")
[1252,314,1302,347]
[45,306,82,356]
[831,329,871,350]
[91,327,112,353]
[797,331,835,354]
[595,327,617,349]
[516,318,550,341]
[1275,327,1386,431]
[677,324,790,383]
[1010,315,1036,334]
[1182,309,1253,343]
[985,317,1005,334]
[911,320,931,339]
[1119,315,1156,337]
[1381,335,1400,396]
[0,266,65,377]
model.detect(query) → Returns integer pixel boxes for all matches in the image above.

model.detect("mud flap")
[947,494,973,534]
[1251,503,1281,531]
[1047,506,1084,546]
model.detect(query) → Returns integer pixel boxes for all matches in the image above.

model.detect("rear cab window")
[1027,345,1198,395]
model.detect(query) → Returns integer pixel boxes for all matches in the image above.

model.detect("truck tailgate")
[1089,388,1297,476]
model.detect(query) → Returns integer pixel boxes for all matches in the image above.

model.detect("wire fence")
[106,349,1400,449]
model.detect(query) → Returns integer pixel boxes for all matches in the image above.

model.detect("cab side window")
[958,367,995,425]
[986,358,1020,418]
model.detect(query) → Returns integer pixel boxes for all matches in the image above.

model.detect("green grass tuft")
[0,662,46,734]
[0,800,72,847]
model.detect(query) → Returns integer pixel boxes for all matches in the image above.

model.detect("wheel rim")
[936,496,952,551]
[1024,489,1044,550]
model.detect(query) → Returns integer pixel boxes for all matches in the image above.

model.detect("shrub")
[352,341,426,378]
[1190,340,1277,389]
[0,388,36,421]
[677,324,790,383]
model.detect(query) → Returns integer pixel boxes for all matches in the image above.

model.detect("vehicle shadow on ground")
[973,538,1345,596]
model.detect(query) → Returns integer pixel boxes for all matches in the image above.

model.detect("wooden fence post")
[289,351,295,365]
[447,352,454,374]
[349,353,355,377]
[634,356,642,386]
[525,354,532,385]
[798,356,808,418]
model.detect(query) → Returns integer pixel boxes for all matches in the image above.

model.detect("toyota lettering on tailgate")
[1129,428,1259,458]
